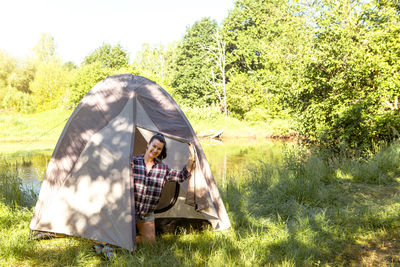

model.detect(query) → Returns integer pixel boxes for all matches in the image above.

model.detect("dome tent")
[29,74,231,251]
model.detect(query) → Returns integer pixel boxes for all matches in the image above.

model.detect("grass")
[180,105,293,138]
[0,109,72,153]
[1,141,400,266]
[0,109,72,142]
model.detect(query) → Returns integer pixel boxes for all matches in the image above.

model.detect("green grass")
[0,109,72,142]
[0,109,72,153]
[1,142,400,266]
[182,105,293,138]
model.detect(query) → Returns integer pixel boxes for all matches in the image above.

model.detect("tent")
[29,74,231,251]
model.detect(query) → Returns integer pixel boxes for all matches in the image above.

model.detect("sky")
[1,0,235,65]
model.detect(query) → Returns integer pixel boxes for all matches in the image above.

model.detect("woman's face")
[146,139,164,160]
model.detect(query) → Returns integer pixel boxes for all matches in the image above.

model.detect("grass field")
[1,142,400,266]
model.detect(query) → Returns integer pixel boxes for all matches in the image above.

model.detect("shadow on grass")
[4,235,102,266]
[220,154,400,266]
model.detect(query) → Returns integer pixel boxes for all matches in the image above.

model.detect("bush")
[1,88,35,113]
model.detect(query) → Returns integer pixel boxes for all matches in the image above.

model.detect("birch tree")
[200,30,228,116]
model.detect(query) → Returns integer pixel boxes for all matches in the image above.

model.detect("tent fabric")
[30,74,231,251]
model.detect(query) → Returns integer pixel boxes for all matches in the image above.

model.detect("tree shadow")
[224,157,400,266]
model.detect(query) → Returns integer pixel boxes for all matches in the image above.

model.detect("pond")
[0,139,294,197]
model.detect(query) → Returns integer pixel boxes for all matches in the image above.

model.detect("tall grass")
[1,142,400,266]
[0,159,38,208]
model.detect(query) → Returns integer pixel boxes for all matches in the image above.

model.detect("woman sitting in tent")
[131,133,196,245]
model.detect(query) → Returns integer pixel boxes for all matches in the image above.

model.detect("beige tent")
[29,74,230,251]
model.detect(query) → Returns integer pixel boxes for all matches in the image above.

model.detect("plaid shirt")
[132,154,191,216]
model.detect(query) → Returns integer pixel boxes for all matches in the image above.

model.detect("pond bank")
[0,108,294,153]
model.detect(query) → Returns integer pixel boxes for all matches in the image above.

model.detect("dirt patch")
[347,234,400,266]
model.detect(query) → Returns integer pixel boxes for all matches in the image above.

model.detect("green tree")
[171,17,218,106]
[0,51,17,105]
[83,43,129,69]
[134,43,177,85]
[200,30,228,116]
[8,61,36,93]
[31,33,56,64]
[295,0,400,151]
[68,62,113,107]
[26,33,72,112]
[30,58,70,111]
[68,43,137,107]
[63,61,77,71]
[0,50,16,85]
[222,0,312,119]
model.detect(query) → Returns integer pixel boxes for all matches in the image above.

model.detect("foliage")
[30,58,71,112]
[63,61,77,71]
[171,17,218,106]
[8,61,36,93]
[67,43,137,107]
[67,62,113,107]
[0,0,399,151]
[294,0,400,152]
[0,50,17,105]
[83,43,129,69]
[225,72,267,119]
[67,63,139,108]
[221,0,312,119]
[1,87,34,113]
[133,43,177,85]
[31,33,57,65]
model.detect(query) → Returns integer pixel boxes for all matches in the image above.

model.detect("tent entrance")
[132,127,181,214]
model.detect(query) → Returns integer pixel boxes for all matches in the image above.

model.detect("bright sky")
[1,0,234,65]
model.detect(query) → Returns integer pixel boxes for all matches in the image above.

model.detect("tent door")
[132,127,181,214]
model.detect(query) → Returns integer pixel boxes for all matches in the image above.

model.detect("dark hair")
[149,133,167,161]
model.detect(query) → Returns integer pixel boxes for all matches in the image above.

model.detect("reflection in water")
[200,139,292,185]
[0,152,51,194]
[1,139,292,194]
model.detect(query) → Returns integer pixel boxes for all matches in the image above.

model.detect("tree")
[8,61,36,93]
[222,0,312,119]
[0,50,16,85]
[30,57,70,111]
[200,30,228,116]
[133,43,177,84]
[31,33,56,64]
[0,51,17,104]
[68,62,113,107]
[63,61,77,71]
[83,43,129,69]
[170,17,218,106]
[294,0,400,151]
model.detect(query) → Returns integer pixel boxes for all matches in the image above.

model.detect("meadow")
[1,134,400,266]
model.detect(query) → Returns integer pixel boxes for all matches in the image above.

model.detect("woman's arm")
[186,143,196,172]
[165,143,196,182]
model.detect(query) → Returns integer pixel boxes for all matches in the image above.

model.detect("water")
[1,139,293,195]
[0,152,51,195]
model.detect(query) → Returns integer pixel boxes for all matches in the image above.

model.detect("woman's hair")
[149,133,167,161]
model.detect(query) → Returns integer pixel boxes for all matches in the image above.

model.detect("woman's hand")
[130,161,135,169]
[186,143,196,171]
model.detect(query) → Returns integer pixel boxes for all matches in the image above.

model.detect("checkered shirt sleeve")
[132,155,191,216]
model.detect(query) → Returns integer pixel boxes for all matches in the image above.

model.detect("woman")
[130,133,196,245]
